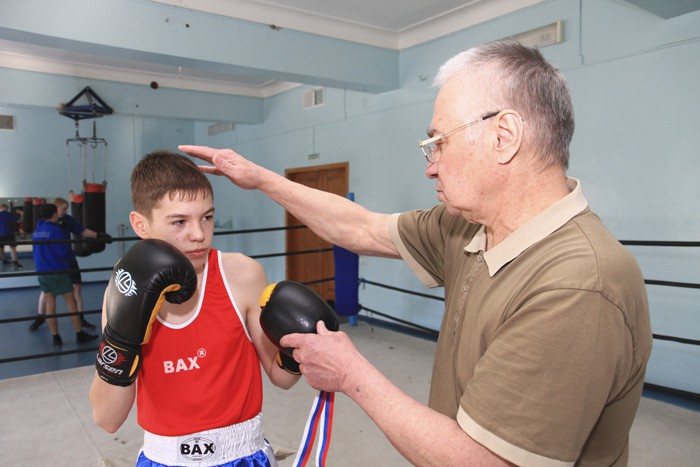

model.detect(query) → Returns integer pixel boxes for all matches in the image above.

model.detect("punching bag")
[70,191,90,257]
[32,198,46,232]
[82,182,106,254]
[22,198,34,234]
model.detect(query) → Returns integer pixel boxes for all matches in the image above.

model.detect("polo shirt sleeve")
[457,288,634,466]
[388,205,456,288]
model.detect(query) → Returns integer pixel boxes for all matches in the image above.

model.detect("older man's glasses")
[418,111,501,163]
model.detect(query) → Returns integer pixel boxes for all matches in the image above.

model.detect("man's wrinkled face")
[425,79,498,222]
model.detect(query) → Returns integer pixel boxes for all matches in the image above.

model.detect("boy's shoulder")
[34,219,53,230]
[220,250,260,269]
[32,221,59,238]
[219,251,265,284]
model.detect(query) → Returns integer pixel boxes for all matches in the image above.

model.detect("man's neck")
[485,168,570,249]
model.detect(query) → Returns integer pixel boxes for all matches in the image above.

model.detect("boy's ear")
[129,211,150,239]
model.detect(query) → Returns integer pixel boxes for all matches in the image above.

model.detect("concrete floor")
[1,321,699,467]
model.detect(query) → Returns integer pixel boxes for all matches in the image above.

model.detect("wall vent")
[207,121,235,136]
[509,22,563,48]
[0,115,16,131]
[303,87,325,110]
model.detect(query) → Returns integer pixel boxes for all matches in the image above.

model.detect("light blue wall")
[0,103,196,287]
[569,0,700,394]
[1,0,698,393]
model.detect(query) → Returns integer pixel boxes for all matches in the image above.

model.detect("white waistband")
[142,413,265,466]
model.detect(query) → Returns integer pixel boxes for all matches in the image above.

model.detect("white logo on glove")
[115,268,138,297]
[101,345,119,364]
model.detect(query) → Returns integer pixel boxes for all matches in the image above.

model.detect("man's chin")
[444,205,462,217]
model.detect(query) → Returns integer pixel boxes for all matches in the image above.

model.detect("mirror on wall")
[1,196,68,257]
[1,197,31,269]
[0,197,32,258]
[1,193,102,251]
[0,197,28,236]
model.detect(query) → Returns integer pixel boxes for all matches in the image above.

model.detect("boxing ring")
[1,227,699,407]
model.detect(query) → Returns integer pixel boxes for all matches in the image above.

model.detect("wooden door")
[285,162,349,302]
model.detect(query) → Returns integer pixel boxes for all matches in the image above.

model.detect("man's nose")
[425,160,438,179]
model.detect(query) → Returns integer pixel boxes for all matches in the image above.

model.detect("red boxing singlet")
[137,249,263,436]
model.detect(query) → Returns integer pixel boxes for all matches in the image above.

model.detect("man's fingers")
[281,322,333,348]
[198,165,221,175]
[178,145,216,161]
[316,320,331,335]
[178,144,211,154]
[280,332,301,348]
[212,153,233,168]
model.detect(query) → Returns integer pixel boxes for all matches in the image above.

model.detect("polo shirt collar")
[465,177,588,277]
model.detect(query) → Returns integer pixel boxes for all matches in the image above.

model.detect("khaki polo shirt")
[388,178,652,466]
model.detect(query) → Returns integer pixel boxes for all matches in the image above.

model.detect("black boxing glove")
[97,232,113,244]
[259,280,339,375]
[73,234,91,257]
[85,232,113,254]
[96,239,197,386]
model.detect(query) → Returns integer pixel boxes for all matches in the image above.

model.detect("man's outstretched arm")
[179,145,400,258]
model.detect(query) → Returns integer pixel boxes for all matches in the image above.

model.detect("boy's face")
[56,203,69,217]
[130,191,214,273]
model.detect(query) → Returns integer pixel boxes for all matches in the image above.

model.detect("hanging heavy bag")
[69,191,90,257]
[22,198,33,234]
[82,182,108,254]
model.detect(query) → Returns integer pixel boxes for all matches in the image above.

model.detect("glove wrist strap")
[96,326,142,387]
[277,351,301,375]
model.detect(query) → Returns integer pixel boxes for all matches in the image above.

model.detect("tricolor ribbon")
[292,390,335,467]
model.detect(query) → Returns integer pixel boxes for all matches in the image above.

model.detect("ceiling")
[0,0,544,97]
[2,0,694,98]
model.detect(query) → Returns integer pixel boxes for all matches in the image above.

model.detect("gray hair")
[434,40,574,169]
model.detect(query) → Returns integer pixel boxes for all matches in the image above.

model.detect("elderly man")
[180,40,651,466]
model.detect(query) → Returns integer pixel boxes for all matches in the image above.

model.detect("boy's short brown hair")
[39,203,58,220]
[131,150,213,218]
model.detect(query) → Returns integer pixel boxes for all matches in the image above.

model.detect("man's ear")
[129,211,150,239]
[493,111,524,165]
